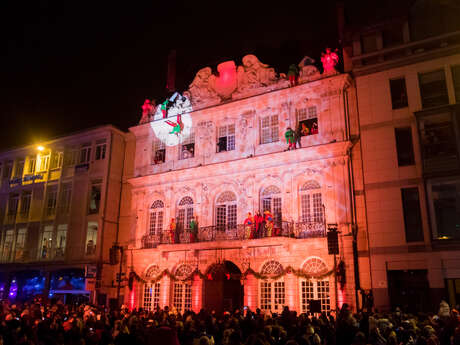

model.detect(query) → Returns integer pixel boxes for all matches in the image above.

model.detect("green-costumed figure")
[285,127,296,150]
[189,217,198,243]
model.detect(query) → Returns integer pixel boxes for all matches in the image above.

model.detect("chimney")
[166,50,176,92]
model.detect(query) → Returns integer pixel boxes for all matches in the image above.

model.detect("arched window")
[143,265,161,311]
[299,257,331,313]
[177,197,194,230]
[149,200,164,236]
[260,185,282,226]
[172,264,193,314]
[215,191,237,231]
[259,260,285,313]
[300,181,324,223]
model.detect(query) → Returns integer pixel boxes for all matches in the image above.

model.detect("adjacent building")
[342,0,460,311]
[0,125,126,305]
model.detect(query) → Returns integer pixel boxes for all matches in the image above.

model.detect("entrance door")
[204,261,243,314]
[387,270,429,312]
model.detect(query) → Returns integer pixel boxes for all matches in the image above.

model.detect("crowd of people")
[1,298,460,345]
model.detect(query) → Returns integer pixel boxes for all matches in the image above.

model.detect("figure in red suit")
[254,211,264,239]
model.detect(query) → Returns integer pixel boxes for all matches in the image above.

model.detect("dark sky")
[1,0,343,150]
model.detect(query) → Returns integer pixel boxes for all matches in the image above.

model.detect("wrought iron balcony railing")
[141,221,326,248]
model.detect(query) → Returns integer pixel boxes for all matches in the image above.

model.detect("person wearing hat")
[244,212,255,239]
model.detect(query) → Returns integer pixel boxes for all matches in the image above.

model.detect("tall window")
[59,183,72,214]
[390,78,408,109]
[419,70,449,108]
[152,137,166,164]
[64,149,78,166]
[26,157,36,174]
[177,197,194,231]
[260,115,279,144]
[37,154,50,172]
[3,161,12,179]
[79,144,92,164]
[86,222,98,255]
[14,159,25,178]
[143,283,161,311]
[395,127,415,166]
[216,191,237,231]
[259,260,285,313]
[88,183,102,214]
[149,200,164,235]
[40,225,54,259]
[7,193,19,216]
[179,132,195,160]
[429,180,460,240]
[45,186,58,216]
[15,228,27,261]
[296,106,319,136]
[217,124,236,152]
[300,181,324,223]
[56,224,67,258]
[173,265,193,314]
[452,65,460,104]
[260,186,282,226]
[19,191,32,217]
[95,139,107,160]
[300,257,331,313]
[143,265,161,311]
[50,152,63,169]
[401,188,424,242]
[418,112,457,161]
[2,229,14,262]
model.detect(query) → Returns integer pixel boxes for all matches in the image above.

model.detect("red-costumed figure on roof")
[321,48,339,74]
[287,64,299,87]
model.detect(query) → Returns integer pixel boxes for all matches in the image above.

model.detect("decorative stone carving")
[302,256,328,276]
[184,67,220,107]
[145,264,161,278]
[298,56,321,83]
[175,264,194,280]
[184,55,289,107]
[260,260,284,276]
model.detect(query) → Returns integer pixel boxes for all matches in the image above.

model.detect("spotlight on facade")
[37,145,45,152]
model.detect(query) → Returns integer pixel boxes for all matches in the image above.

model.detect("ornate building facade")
[121,56,370,313]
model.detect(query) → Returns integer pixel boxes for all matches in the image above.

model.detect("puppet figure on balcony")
[287,64,299,87]
[254,211,264,238]
[161,99,169,118]
[189,216,198,243]
[169,218,176,244]
[264,210,274,237]
[244,212,255,239]
[285,127,296,151]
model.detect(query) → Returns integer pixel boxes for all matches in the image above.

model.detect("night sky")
[1,0,353,150]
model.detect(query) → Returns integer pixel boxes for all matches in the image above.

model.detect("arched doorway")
[204,261,243,314]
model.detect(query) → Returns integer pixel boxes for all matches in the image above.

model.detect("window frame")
[217,124,236,152]
[389,77,409,109]
[394,127,415,166]
[260,115,279,145]
[418,69,449,109]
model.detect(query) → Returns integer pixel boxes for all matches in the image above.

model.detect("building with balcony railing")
[119,54,369,314]
[0,125,126,304]
[341,0,460,311]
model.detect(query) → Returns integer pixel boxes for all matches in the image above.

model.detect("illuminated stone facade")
[121,57,370,313]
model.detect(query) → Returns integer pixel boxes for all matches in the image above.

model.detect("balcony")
[141,221,326,249]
